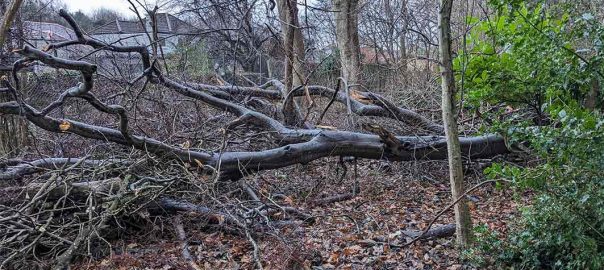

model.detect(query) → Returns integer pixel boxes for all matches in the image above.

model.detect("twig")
[316,77,342,125]
[245,229,264,270]
[174,215,203,270]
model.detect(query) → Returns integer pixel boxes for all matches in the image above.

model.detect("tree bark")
[0,0,23,47]
[584,77,599,110]
[0,0,27,157]
[438,0,472,247]
[399,0,409,84]
[276,0,306,126]
[333,0,362,92]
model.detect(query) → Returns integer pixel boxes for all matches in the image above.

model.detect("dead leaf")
[214,214,225,225]
[240,254,252,263]
[327,251,340,264]
[343,245,362,256]
[468,201,477,211]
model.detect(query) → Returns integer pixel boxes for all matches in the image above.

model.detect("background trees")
[1,0,603,268]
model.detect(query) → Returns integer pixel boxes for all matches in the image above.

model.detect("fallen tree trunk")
[0,100,507,180]
[0,9,510,181]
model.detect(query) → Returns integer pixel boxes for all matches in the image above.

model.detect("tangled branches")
[0,9,510,267]
[0,154,314,268]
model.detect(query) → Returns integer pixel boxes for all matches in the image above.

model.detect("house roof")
[23,21,77,41]
[91,20,146,35]
[155,13,198,35]
[90,13,198,35]
[360,47,395,65]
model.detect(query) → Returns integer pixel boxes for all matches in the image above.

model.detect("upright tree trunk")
[277,0,305,126]
[0,0,27,157]
[333,0,362,92]
[0,0,23,47]
[438,0,472,247]
[399,0,409,84]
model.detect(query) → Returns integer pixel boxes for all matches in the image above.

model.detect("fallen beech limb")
[173,215,203,270]
[360,224,456,247]
[156,197,245,228]
[0,100,508,180]
[262,206,314,223]
[37,10,443,135]
[155,198,311,234]
[187,81,444,134]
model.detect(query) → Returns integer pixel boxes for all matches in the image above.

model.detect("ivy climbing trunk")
[438,0,472,247]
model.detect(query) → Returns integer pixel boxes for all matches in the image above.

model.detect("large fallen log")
[0,100,507,180]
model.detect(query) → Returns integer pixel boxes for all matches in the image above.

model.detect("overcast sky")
[62,0,136,16]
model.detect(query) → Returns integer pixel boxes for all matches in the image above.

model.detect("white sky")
[62,0,135,16]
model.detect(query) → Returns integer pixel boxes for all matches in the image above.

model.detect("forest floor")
[72,159,523,270]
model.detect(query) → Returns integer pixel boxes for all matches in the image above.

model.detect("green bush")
[457,2,603,115]
[472,112,604,269]
[460,1,604,269]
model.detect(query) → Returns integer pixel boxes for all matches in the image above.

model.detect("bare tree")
[438,0,472,247]
[0,0,23,47]
[276,0,306,126]
[333,0,362,92]
[0,0,26,157]
[178,0,274,80]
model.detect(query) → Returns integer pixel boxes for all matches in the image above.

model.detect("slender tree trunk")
[400,0,409,84]
[277,0,305,126]
[0,0,27,157]
[438,0,472,247]
[333,0,362,92]
[0,0,23,47]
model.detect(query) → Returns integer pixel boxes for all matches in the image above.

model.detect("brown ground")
[71,159,520,270]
